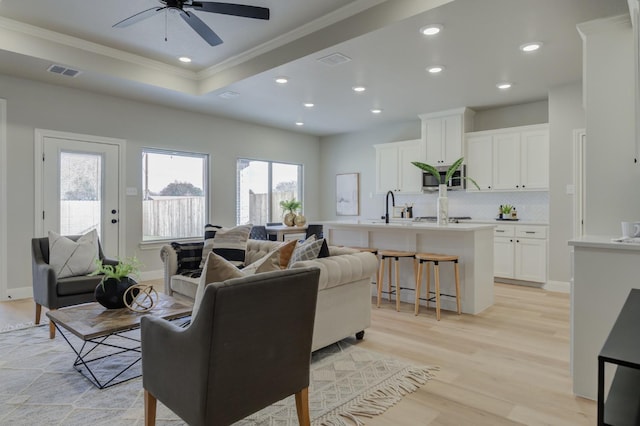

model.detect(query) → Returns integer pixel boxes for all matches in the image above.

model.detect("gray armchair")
[141,267,321,426]
[31,235,117,338]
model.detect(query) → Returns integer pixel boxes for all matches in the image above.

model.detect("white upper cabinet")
[492,132,521,190]
[420,108,474,166]
[520,129,550,189]
[465,134,493,191]
[375,139,425,194]
[465,124,549,192]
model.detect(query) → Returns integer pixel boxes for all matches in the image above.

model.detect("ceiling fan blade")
[189,2,270,20]
[180,10,224,46]
[113,7,165,28]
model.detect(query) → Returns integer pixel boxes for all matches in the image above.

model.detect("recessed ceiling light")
[420,24,442,36]
[371,108,383,114]
[520,42,543,52]
[275,76,289,84]
[497,82,513,90]
[303,103,314,108]
[178,56,191,63]
[295,121,304,126]
[427,66,444,74]
[352,86,366,93]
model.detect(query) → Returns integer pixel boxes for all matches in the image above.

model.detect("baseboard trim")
[5,286,33,301]
[140,269,163,282]
[543,280,570,293]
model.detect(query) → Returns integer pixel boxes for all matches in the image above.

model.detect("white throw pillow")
[289,235,324,264]
[48,229,99,279]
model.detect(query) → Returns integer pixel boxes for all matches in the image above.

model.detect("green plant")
[501,204,514,215]
[279,198,302,214]
[91,256,142,285]
[411,157,481,191]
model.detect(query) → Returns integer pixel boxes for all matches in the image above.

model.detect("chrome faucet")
[385,190,395,223]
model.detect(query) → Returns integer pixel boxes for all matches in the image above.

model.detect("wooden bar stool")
[348,247,378,255]
[377,250,416,311]
[414,253,461,320]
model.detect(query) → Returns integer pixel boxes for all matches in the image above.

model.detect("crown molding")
[0,16,197,80]
[577,14,631,39]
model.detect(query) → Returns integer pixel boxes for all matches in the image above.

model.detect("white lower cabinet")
[493,224,547,283]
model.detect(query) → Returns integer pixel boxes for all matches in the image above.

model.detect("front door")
[38,133,121,257]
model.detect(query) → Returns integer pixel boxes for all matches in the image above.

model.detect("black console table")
[598,288,640,425]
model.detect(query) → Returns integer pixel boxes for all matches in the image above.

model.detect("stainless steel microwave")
[422,165,465,191]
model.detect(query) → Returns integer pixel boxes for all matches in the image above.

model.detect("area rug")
[0,325,437,425]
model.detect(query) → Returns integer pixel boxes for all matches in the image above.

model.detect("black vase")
[95,277,138,309]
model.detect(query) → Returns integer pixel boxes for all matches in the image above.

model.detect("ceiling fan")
[113,1,270,46]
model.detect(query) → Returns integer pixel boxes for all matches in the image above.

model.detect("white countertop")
[466,219,549,226]
[322,220,495,231]
[569,235,640,251]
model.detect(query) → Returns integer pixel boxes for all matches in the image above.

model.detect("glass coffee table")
[47,293,191,389]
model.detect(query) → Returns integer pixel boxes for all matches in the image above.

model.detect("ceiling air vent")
[47,64,82,78]
[317,52,352,66]
[218,91,240,99]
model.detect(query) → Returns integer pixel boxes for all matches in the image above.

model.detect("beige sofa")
[160,239,379,351]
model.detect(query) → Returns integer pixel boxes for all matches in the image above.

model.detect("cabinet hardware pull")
[496,230,505,233]
[525,231,535,234]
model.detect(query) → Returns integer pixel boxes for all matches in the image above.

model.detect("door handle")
[111,219,118,224]
[111,209,117,214]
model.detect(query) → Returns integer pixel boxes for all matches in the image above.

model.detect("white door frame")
[34,129,127,257]
[573,129,586,238]
[0,99,7,300]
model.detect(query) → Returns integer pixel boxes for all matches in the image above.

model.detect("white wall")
[318,120,420,220]
[548,83,585,284]
[473,100,549,131]
[1,74,319,296]
[581,16,639,236]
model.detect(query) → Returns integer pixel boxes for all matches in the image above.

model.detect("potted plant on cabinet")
[279,198,303,227]
[411,157,480,225]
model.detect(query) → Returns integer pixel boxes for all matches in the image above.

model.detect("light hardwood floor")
[0,283,594,425]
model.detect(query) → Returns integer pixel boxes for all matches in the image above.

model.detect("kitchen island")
[323,220,495,315]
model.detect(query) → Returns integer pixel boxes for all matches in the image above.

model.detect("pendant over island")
[323,220,495,315]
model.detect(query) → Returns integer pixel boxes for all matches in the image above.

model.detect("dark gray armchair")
[141,267,321,426]
[31,235,117,338]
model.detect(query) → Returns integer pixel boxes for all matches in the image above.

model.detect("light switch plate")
[566,184,575,195]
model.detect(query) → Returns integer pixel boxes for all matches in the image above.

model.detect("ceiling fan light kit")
[113,1,270,46]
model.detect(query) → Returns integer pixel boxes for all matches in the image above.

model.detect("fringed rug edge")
[311,365,439,426]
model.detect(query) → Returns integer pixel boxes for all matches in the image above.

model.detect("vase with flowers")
[411,157,480,225]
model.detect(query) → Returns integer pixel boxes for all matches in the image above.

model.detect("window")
[142,149,208,241]
[237,159,302,225]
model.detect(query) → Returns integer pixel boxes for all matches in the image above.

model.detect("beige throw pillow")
[191,252,244,320]
[48,229,99,279]
[242,249,281,275]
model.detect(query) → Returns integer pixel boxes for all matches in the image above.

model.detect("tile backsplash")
[381,190,549,222]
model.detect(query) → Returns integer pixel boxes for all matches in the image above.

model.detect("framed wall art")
[336,173,359,216]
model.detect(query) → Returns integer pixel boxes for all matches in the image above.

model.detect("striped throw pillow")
[200,224,252,268]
